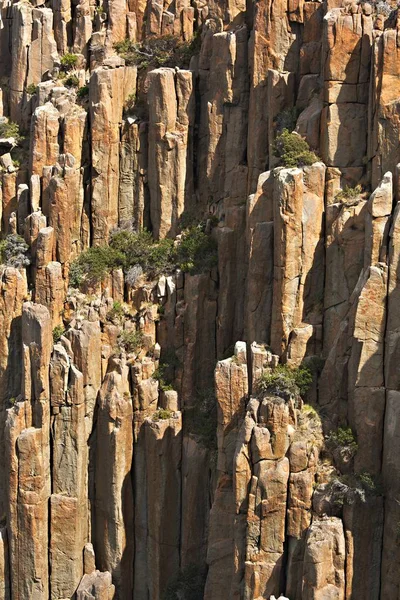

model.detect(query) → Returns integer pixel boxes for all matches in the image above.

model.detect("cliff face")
[0,0,399,598]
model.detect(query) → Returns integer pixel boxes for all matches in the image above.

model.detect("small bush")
[153,349,180,391]
[53,324,65,343]
[118,329,144,353]
[328,471,382,505]
[69,246,124,287]
[153,408,173,421]
[185,387,217,452]
[109,229,175,278]
[60,53,79,70]
[326,427,358,453]
[25,83,38,96]
[175,226,218,274]
[163,564,207,600]
[64,75,79,88]
[114,33,200,70]
[257,364,313,398]
[107,301,125,322]
[123,93,136,115]
[77,85,89,98]
[0,234,30,268]
[274,129,318,168]
[0,121,22,142]
[335,184,362,203]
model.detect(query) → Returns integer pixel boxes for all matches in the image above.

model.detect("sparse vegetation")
[163,564,207,600]
[123,93,136,115]
[335,184,362,204]
[0,234,30,268]
[185,387,217,452]
[328,471,382,505]
[53,324,65,343]
[77,85,89,98]
[70,226,218,289]
[114,32,201,71]
[257,364,313,398]
[326,427,358,460]
[60,53,79,70]
[175,226,218,274]
[69,245,124,287]
[118,329,144,353]
[25,83,38,96]
[153,408,173,421]
[107,301,125,322]
[292,403,324,447]
[64,75,79,88]
[153,349,180,392]
[274,129,319,168]
[0,121,22,142]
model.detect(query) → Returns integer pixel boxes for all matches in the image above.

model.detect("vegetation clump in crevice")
[52,324,65,343]
[153,349,180,392]
[60,53,79,71]
[257,363,313,399]
[274,129,319,168]
[77,85,89,99]
[327,471,382,505]
[118,329,144,354]
[152,408,173,421]
[0,120,23,142]
[292,403,324,448]
[114,32,201,71]
[69,245,124,287]
[64,75,79,88]
[69,225,218,289]
[185,387,217,453]
[25,83,38,96]
[335,184,362,205]
[107,301,126,323]
[326,427,358,461]
[163,564,207,600]
[0,234,30,268]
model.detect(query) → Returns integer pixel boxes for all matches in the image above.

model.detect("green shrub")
[123,93,136,115]
[274,129,318,168]
[328,471,382,505]
[69,246,124,287]
[153,349,180,391]
[60,53,79,70]
[0,121,22,142]
[64,75,79,88]
[26,83,38,96]
[163,564,206,600]
[53,324,65,343]
[77,85,89,98]
[175,226,218,274]
[118,329,144,353]
[185,387,217,452]
[335,184,362,203]
[114,33,200,70]
[153,408,173,421]
[109,229,174,277]
[107,301,125,322]
[0,234,30,268]
[257,364,313,398]
[326,427,358,452]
